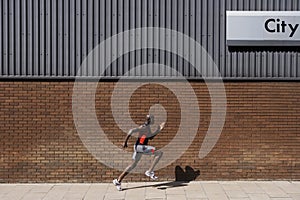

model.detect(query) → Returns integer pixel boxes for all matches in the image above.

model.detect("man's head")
[146,114,155,125]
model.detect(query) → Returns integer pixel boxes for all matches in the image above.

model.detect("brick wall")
[0,81,299,183]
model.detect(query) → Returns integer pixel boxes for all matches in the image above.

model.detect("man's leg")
[113,154,141,191]
[148,150,163,172]
[117,158,139,182]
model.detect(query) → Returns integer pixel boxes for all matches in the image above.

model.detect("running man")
[113,114,165,191]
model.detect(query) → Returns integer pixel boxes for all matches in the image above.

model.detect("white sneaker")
[145,170,158,180]
[113,179,122,191]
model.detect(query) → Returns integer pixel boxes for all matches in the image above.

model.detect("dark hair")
[146,114,154,125]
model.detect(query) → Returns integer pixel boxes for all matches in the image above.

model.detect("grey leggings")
[132,145,155,160]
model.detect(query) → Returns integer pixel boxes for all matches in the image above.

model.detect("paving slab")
[21,192,47,200]
[289,194,300,200]
[274,181,300,194]
[185,190,207,199]
[239,182,265,194]
[0,181,299,200]
[248,193,271,200]
[84,184,109,200]
[0,184,16,195]
[269,198,293,200]
[166,194,187,200]
[225,190,248,199]
[2,185,33,200]
[205,192,229,200]
[43,185,71,200]
[201,182,226,194]
[257,182,290,198]
[166,187,185,195]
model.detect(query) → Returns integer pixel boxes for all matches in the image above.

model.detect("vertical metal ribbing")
[99,0,105,76]
[225,0,231,78]
[69,0,75,76]
[8,0,14,75]
[195,0,201,77]
[288,52,296,77]
[287,0,293,10]
[93,0,99,76]
[111,0,117,76]
[87,0,93,76]
[75,0,81,76]
[183,0,189,77]
[189,0,195,77]
[15,0,21,76]
[279,53,284,77]
[201,0,207,77]
[248,0,254,77]
[153,0,159,76]
[57,0,63,76]
[134,0,140,76]
[245,0,251,77]
[165,0,171,76]
[2,0,7,75]
[1,0,300,79]
[207,0,213,77]
[41,0,46,76]
[283,52,289,77]
[229,0,237,78]
[45,0,51,76]
[63,0,69,76]
[177,0,183,76]
[267,52,273,77]
[219,0,226,78]
[158,0,165,76]
[240,0,246,77]
[273,51,278,78]
[213,0,220,77]
[147,0,153,76]
[141,0,147,76]
[171,0,177,77]
[117,0,124,76]
[105,0,111,76]
[298,51,300,77]
[123,0,129,76]
[33,0,39,76]
[51,0,55,76]
[81,0,87,76]
[27,0,33,76]
[125,0,131,76]
[296,0,300,11]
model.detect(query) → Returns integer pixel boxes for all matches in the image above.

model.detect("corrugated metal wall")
[1,0,300,79]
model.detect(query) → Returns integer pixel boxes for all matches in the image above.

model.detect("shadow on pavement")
[122,181,189,191]
[123,166,200,191]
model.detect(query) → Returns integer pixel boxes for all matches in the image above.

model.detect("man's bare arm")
[122,126,142,148]
[149,122,165,140]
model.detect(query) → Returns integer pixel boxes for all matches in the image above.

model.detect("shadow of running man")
[175,165,200,182]
[122,165,200,191]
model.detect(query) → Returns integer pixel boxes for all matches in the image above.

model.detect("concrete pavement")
[0,181,299,200]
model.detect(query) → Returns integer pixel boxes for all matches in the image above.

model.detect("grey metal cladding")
[0,0,299,79]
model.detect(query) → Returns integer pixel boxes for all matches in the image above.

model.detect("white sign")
[227,11,300,46]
